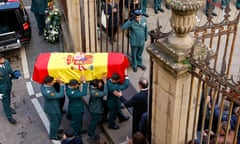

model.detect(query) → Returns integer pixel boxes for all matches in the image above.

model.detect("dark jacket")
[31,0,48,14]
[41,84,65,115]
[120,89,148,133]
[89,83,108,114]
[105,3,118,27]
[66,83,88,114]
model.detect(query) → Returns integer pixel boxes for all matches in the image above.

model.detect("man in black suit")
[118,77,148,134]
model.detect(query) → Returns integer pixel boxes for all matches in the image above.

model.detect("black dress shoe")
[8,117,17,124]
[133,67,137,72]
[119,116,130,123]
[50,135,62,141]
[79,129,87,134]
[38,31,43,36]
[57,129,64,134]
[10,108,16,114]
[100,119,108,123]
[61,110,66,114]
[108,125,120,129]
[165,3,170,9]
[154,9,158,14]
[212,12,217,16]
[143,13,149,17]
[88,133,100,140]
[66,113,72,120]
[138,65,146,70]
[158,7,165,12]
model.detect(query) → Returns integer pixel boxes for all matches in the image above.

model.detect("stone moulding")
[147,43,190,78]
[166,0,205,50]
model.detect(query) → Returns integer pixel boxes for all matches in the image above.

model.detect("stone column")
[66,0,97,52]
[147,0,204,143]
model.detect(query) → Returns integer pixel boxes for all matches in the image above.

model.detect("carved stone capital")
[166,0,205,50]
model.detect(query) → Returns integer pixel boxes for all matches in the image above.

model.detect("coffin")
[32,52,129,84]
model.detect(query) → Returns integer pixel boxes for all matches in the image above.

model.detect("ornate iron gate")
[95,0,139,54]
[188,5,240,144]
[149,4,240,144]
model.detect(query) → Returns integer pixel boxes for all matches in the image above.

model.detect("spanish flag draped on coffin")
[32,52,129,84]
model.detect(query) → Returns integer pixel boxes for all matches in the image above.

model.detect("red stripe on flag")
[107,53,129,83]
[32,53,51,84]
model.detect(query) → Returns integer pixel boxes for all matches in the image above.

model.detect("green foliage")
[181,59,192,70]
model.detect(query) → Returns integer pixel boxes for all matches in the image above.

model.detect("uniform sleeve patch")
[50,93,55,96]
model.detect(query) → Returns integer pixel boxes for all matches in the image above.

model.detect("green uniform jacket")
[41,84,65,114]
[107,78,129,108]
[66,83,88,113]
[0,60,13,95]
[121,17,148,47]
[31,0,48,14]
[89,83,108,114]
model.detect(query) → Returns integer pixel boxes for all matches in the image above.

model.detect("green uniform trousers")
[222,0,230,8]
[131,45,144,69]
[88,113,101,136]
[70,112,84,135]
[2,90,12,119]
[47,114,62,139]
[33,13,46,33]
[140,0,148,14]
[154,0,162,10]
[206,0,217,13]
[108,107,128,127]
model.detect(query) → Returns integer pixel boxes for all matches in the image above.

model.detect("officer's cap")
[69,79,79,86]
[111,73,120,81]
[134,9,143,16]
[43,76,54,84]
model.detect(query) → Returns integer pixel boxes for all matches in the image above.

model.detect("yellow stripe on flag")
[47,53,108,83]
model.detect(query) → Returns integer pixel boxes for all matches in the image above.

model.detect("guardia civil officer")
[107,70,129,129]
[41,76,65,140]
[66,76,88,136]
[0,53,20,124]
[121,9,148,72]
[88,76,108,139]
[31,0,48,35]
